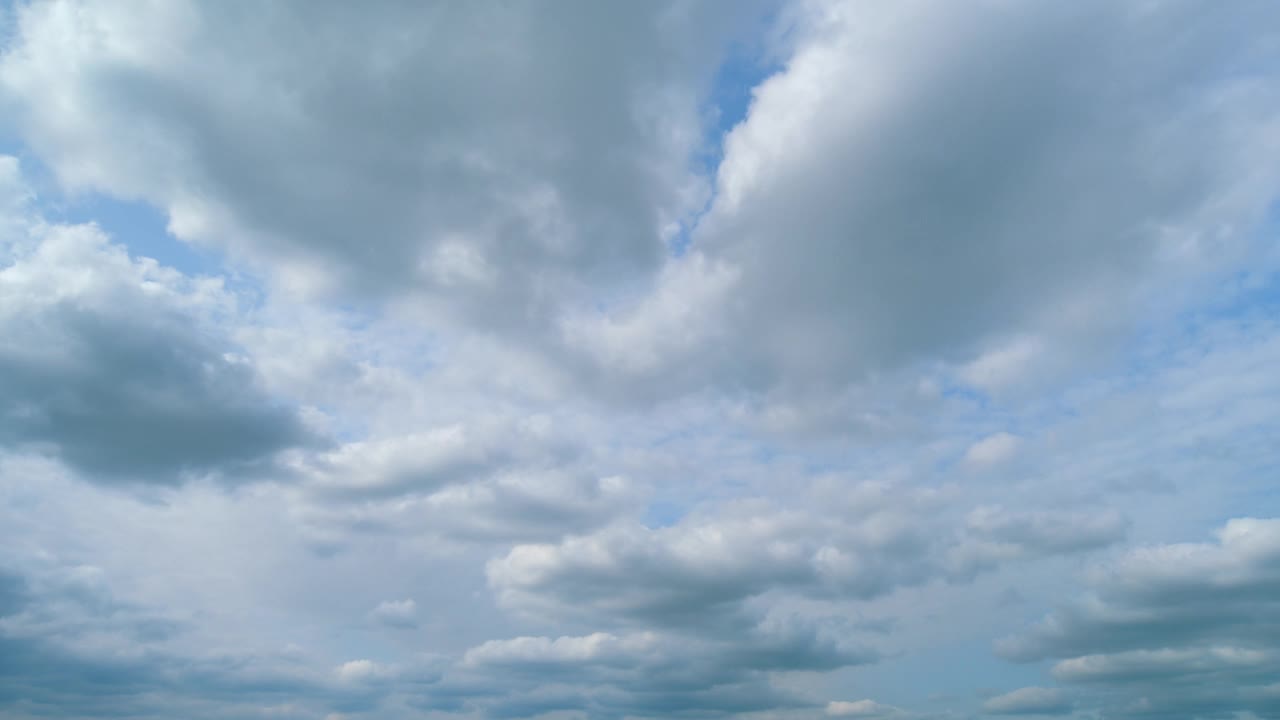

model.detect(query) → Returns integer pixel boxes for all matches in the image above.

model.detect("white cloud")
[982,686,1071,715]
[0,0,760,322]
[827,699,909,717]
[370,599,417,630]
[963,432,1022,468]
[1,2,1280,719]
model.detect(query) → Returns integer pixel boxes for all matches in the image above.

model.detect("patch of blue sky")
[53,193,220,276]
[939,380,993,410]
[668,25,783,257]
[643,500,686,528]
[1118,216,1280,393]
[0,137,222,277]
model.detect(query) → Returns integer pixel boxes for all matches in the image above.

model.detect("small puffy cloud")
[963,432,1022,468]
[334,659,392,684]
[370,599,417,629]
[958,337,1047,394]
[982,686,1071,715]
[827,699,909,717]
[462,632,659,669]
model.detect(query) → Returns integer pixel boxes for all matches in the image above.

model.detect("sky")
[1,1,1279,719]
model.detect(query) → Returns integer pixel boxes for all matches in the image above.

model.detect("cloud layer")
[1,1,1279,718]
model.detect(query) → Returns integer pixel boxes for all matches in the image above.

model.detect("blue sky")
[2,2,1280,720]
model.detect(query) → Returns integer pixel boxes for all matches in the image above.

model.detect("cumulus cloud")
[1,1,1279,719]
[370,599,417,630]
[0,0,765,320]
[296,416,569,500]
[441,613,877,718]
[573,0,1280,400]
[963,432,1022,469]
[0,158,315,484]
[490,492,1126,631]
[296,466,638,550]
[998,518,1280,718]
[948,506,1128,579]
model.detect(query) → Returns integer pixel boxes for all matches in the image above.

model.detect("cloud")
[1,2,1280,720]
[0,0,765,321]
[296,465,639,549]
[827,699,910,718]
[0,158,316,485]
[296,417,570,500]
[963,432,1022,469]
[490,490,1126,632]
[0,562,393,719]
[370,599,417,630]
[571,0,1280,400]
[982,687,1071,716]
[998,518,1280,718]
[442,613,877,718]
[948,506,1128,579]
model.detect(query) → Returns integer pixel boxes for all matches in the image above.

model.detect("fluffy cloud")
[298,469,638,549]
[963,433,1022,469]
[0,0,764,319]
[289,415,639,546]
[296,416,572,500]
[2,1,1280,719]
[0,158,315,484]
[442,614,877,718]
[370,599,417,630]
[572,0,1280,400]
[490,493,1126,630]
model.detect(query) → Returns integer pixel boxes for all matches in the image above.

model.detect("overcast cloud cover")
[1,0,1279,718]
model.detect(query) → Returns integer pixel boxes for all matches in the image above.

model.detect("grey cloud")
[298,468,637,550]
[0,186,316,485]
[489,496,1125,631]
[948,506,1129,580]
[1,3,1277,720]
[441,613,873,719]
[0,566,306,717]
[370,599,418,630]
[998,517,1280,719]
[0,172,314,481]
[0,563,443,719]
[0,0,769,329]
[473,483,1128,715]
[570,0,1280,400]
